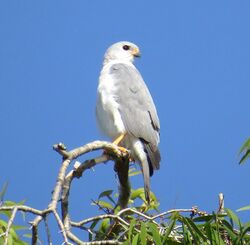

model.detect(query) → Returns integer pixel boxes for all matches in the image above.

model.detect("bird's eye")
[122,45,130,51]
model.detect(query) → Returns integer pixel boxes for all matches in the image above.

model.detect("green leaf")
[221,219,237,240]
[225,208,241,228]
[130,188,145,200]
[221,219,234,232]
[239,138,250,154]
[210,226,225,245]
[0,219,7,230]
[9,226,19,240]
[239,149,250,164]
[89,219,99,241]
[4,200,25,206]
[193,214,225,222]
[204,222,213,243]
[121,241,130,245]
[128,219,136,242]
[239,138,250,164]
[182,217,208,242]
[7,235,13,245]
[148,222,161,245]
[132,233,139,245]
[237,206,250,212]
[140,222,147,245]
[99,218,110,233]
[98,189,116,205]
[0,200,25,218]
[129,171,142,177]
[239,222,250,240]
[98,190,113,199]
[91,200,113,210]
[11,225,28,231]
[182,221,193,244]
[0,182,8,202]
[163,212,178,241]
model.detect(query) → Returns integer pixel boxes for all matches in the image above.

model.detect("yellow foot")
[118,146,129,153]
[118,147,135,162]
[102,146,129,156]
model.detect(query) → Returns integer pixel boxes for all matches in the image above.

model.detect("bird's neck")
[103,57,134,66]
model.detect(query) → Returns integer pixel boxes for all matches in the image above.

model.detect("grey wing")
[110,63,161,172]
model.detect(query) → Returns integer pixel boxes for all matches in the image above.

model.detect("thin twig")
[54,141,126,160]
[116,207,203,220]
[70,207,201,238]
[31,215,43,245]
[49,158,72,209]
[53,210,69,244]
[0,205,50,215]
[71,214,130,228]
[44,215,52,245]
[31,153,72,244]
[3,206,18,245]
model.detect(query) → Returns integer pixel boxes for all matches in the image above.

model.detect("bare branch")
[3,206,17,245]
[31,215,43,245]
[66,229,122,245]
[53,141,126,160]
[49,158,72,209]
[57,141,130,244]
[71,214,130,228]
[52,210,68,243]
[0,140,209,244]
[0,205,49,215]
[114,157,130,209]
[116,207,201,220]
[44,215,52,245]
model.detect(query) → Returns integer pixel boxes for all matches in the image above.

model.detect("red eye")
[123,45,130,50]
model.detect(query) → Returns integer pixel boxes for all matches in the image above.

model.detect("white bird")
[96,41,160,203]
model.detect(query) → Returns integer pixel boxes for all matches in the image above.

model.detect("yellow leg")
[113,133,126,145]
[112,133,128,153]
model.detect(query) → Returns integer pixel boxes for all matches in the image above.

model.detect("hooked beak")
[131,47,141,57]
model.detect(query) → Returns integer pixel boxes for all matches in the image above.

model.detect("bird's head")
[103,41,141,65]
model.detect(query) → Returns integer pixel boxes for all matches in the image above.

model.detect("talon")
[118,146,129,153]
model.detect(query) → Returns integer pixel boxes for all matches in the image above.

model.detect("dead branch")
[0,140,213,244]
[0,140,131,244]
[3,206,17,245]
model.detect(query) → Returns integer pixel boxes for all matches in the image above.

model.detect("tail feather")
[145,144,160,175]
[135,139,161,204]
[141,158,151,204]
[140,139,161,176]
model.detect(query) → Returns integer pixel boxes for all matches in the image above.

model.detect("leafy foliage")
[1,190,250,244]
[0,199,29,244]
[1,138,250,244]
[87,188,250,244]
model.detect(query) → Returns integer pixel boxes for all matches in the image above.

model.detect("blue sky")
[0,0,250,243]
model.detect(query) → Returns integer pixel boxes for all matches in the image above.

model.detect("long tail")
[141,140,161,204]
[141,158,151,204]
[134,139,161,204]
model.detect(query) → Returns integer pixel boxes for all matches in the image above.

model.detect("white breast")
[96,61,148,165]
[96,62,126,140]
